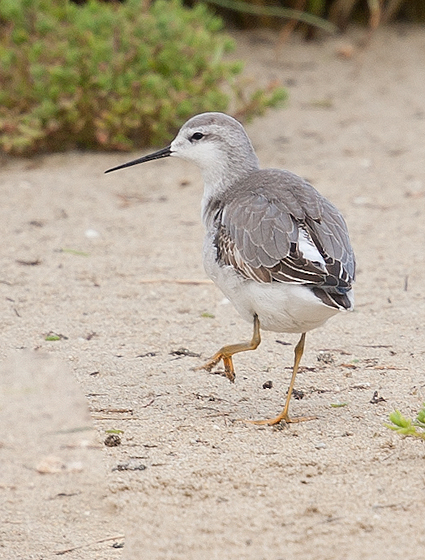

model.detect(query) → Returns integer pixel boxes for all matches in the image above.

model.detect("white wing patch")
[298,227,326,269]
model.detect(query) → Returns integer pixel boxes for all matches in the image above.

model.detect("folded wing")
[213,169,355,310]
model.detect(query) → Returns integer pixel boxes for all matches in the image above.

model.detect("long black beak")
[104,146,172,174]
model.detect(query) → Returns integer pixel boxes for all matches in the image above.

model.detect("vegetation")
[0,0,286,155]
[206,0,425,31]
[386,404,425,441]
[2,0,421,156]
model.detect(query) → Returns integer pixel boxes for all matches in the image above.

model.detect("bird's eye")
[190,132,204,142]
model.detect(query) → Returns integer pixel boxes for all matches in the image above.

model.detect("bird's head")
[105,112,259,192]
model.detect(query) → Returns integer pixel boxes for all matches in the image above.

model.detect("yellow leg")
[197,314,261,382]
[250,332,315,425]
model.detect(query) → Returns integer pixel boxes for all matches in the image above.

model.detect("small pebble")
[317,351,334,364]
[104,434,121,447]
[85,228,100,239]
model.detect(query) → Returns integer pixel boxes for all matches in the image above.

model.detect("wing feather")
[212,169,355,309]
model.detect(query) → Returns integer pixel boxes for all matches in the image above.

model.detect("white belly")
[203,233,343,334]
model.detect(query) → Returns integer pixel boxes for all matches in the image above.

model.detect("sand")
[1,25,425,560]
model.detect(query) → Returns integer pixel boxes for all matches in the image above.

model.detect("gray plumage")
[204,168,355,310]
[105,111,356,423]
[106,110,355,324]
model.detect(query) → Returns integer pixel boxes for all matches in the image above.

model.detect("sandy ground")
[1,25,425,560]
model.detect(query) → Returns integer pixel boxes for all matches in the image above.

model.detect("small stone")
[370,390,386,404]
[104,434,121,447]
[36,455,64,474]
[317,351,334,364]
[85,228,100,239]
[292,388,304,400]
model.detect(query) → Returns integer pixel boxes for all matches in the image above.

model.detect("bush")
[0,0,286,155]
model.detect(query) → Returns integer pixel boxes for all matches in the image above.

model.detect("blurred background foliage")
[200,1,425,32]
[0,0,285,155]
[0,0,422,155]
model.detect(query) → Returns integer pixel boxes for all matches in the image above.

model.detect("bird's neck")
[200,152,259,227]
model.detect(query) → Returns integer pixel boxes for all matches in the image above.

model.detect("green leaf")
[389,410,411,429]
[386,405,425,441]
[61,248,90,256]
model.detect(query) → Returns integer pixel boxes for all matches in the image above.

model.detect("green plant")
[0,0,286,155]
[386,404,425,441]
[205,0,425,31]
[203,0,337,33]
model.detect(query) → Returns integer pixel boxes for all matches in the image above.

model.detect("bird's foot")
[246,414,317,426]
[195,353,235,383]
[195,356,221,373]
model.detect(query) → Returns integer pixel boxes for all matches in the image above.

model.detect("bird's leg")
[250,332,315,425]
[197,314,261,382]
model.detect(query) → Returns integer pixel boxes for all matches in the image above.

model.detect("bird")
[105,112,355,425]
